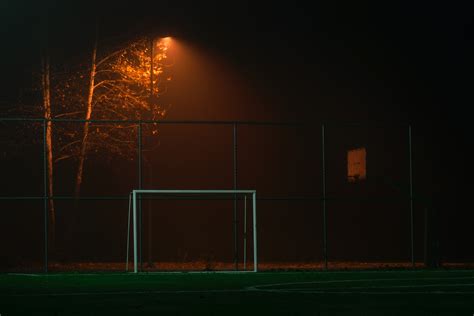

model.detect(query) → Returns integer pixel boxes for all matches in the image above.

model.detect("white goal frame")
[130,189,258,273]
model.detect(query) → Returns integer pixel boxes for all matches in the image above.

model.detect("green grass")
[1,270,473,315]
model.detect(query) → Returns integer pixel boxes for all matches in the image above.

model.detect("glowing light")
[158,37,172,48]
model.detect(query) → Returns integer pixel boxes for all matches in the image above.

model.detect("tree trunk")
[41,55,55,245]
[74,40,97,198]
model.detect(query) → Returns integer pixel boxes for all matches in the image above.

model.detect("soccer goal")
[126,189,258,273]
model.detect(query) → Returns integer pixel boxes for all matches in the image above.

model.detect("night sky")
[2,2,472,122]
[1,1,473,263]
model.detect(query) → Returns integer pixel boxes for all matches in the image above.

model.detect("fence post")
[233,123,238,270]
[322,124,328,270]
[409,125,415,268]
[138,121,143,271]
[43,119,48,273]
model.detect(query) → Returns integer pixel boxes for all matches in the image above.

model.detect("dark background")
[0,1,472,266]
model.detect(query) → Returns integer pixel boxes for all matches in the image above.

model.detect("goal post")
[130,189,258,273]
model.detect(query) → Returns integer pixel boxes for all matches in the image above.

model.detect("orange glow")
[158,37,172,49]
[111,38,170,94]
[347,147,367,182]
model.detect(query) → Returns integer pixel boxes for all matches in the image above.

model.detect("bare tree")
[41,52,56,244]
[74,38,98,197]
[6,33,171,254]
[53,36,172,197]
[8,50,62,247]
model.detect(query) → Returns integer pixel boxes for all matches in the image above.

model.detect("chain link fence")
[0,118,442,272]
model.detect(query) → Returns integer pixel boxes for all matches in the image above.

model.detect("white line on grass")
[246,277,474,291]
[7,270,474,277]
[285,283,474,291]
[8,289,247,297]
[262,290,474,295]
[256,276,474,287]
[5,274,474,297]
[6,288,474,297]
[5,278,474,297]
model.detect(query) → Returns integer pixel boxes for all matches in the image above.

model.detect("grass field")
[1,270,473,315]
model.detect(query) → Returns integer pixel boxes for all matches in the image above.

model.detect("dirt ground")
[5,261,473,272]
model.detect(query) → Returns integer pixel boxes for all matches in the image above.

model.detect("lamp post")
[147,35,155,268]
[146,35,172,268]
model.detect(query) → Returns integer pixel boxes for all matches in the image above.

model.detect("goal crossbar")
[130,189,258,273]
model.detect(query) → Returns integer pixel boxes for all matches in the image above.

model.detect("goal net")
[126,190,258,273]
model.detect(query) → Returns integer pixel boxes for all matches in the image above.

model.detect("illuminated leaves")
[52,37,172,163]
